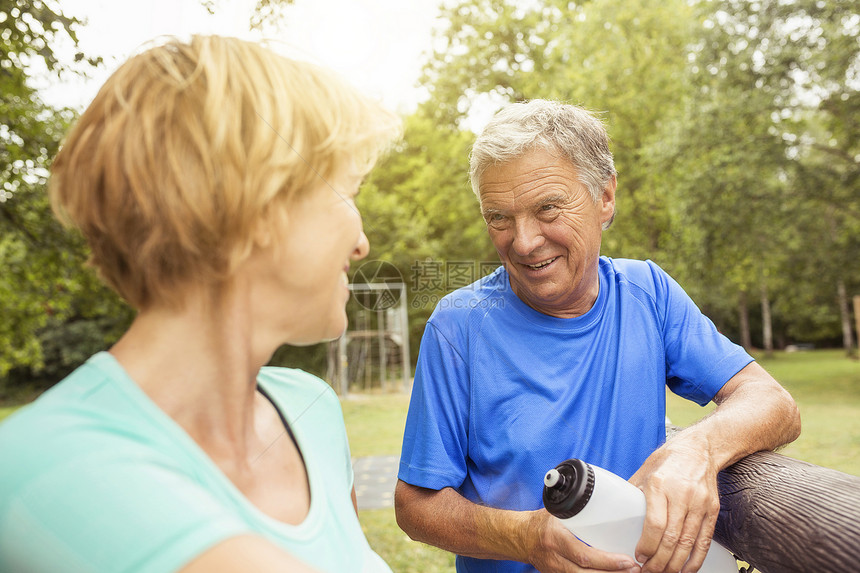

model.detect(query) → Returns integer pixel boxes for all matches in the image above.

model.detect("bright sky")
[41,0,446,114]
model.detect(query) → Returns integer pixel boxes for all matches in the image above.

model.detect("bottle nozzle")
[544,468,562,488]
[543,459,595,519]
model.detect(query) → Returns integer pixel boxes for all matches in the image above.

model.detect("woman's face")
[254,168,369,346]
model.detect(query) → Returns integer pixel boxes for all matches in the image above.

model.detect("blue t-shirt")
[398,257,753,573]
[0,352,391,573]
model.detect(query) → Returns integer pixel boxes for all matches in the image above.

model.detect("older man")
[395,100,800,573]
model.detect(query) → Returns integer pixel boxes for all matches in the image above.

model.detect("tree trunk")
[738,290,752,351]
[760,282,773,358]
[854,296,860,357]
[714,450,860,573]
[837,279,854,355]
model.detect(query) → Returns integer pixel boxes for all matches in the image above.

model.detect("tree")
[420,0,699,262]
[0,0,129,392]
[1,0,310,389]
[652,2,798,351]
[789,0,860,354]
[647,0,860,352]
[199,0,295,30]
[355,110,496,363]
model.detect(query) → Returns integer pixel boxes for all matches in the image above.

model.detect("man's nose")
[511,217,544,256]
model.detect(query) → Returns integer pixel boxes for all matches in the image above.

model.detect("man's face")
[479,147,616,318]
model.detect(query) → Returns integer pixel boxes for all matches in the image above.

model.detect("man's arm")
[630,362,801,573]
[394,480,640,573]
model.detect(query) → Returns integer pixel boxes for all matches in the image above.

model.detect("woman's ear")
[252,220,272,249]
[253,204,290,250]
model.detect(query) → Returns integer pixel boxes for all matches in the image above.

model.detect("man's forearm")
[682,361,801,469]
[393,480,535,562]
[395,480,642,573]
[629,361,801,573]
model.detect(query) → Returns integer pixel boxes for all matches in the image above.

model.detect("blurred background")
[2,0,858,396]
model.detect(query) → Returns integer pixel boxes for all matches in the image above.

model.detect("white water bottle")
[542,459,738,572]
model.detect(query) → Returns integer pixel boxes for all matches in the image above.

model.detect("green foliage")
[0,405,18,422]
[3,0,858,393]
[421,0,698,260]
[0,0,130,391]
[0,0,95,73]
[360,112,493,272]
[355,111,496,361]
[652,12,791,319]
[655,0,860,347]
[197,0,296,30]
[267,343,329,379]
[248,0,295,30]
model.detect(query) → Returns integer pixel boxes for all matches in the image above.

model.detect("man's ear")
[600,175,617,228]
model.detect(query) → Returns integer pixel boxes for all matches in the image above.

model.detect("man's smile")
[522,256,560,271]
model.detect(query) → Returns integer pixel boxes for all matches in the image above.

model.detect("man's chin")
[510,282,560,309]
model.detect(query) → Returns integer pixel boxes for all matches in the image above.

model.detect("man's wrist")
[517,510,544,565]
[473,506,540,563]
[667,423,728,471]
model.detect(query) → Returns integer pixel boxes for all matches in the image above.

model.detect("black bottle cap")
[542,458,595,519]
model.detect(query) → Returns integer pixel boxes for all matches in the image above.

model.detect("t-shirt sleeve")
[398,320,470,491]
[0,447,249,573]
[651,261,754,405]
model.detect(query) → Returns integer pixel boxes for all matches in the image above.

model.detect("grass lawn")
[358,507,456,572]
[665,349,860,476]
[341,393,412,459]
[2,350,856,571]
[0,406,19,423]
[343,349,860,570]
[341,392,458,571]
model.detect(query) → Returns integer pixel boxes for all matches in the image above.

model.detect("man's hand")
[628,439,720,573]
[395,481,639,573]
[628,362,801,573]
[524,509,641,573]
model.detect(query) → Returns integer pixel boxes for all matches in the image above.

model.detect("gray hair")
[469,99,617,228]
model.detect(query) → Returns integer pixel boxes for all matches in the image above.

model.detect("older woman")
[0,35,400,572]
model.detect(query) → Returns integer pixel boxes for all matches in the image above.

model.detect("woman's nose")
[352,230,370,260]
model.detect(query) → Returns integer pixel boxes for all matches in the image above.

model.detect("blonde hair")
[50,35,400,309]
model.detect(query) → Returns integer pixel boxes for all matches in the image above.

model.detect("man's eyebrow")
[482,192,569,217]
[536,193,570,207]
[481,206,503,218]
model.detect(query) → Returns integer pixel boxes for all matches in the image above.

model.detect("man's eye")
[540,204,556,211]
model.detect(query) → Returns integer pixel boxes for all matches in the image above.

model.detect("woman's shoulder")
[257,366,331,392]
[0,353,194,500]
[256,367,340,414]
[0,353,141,450]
